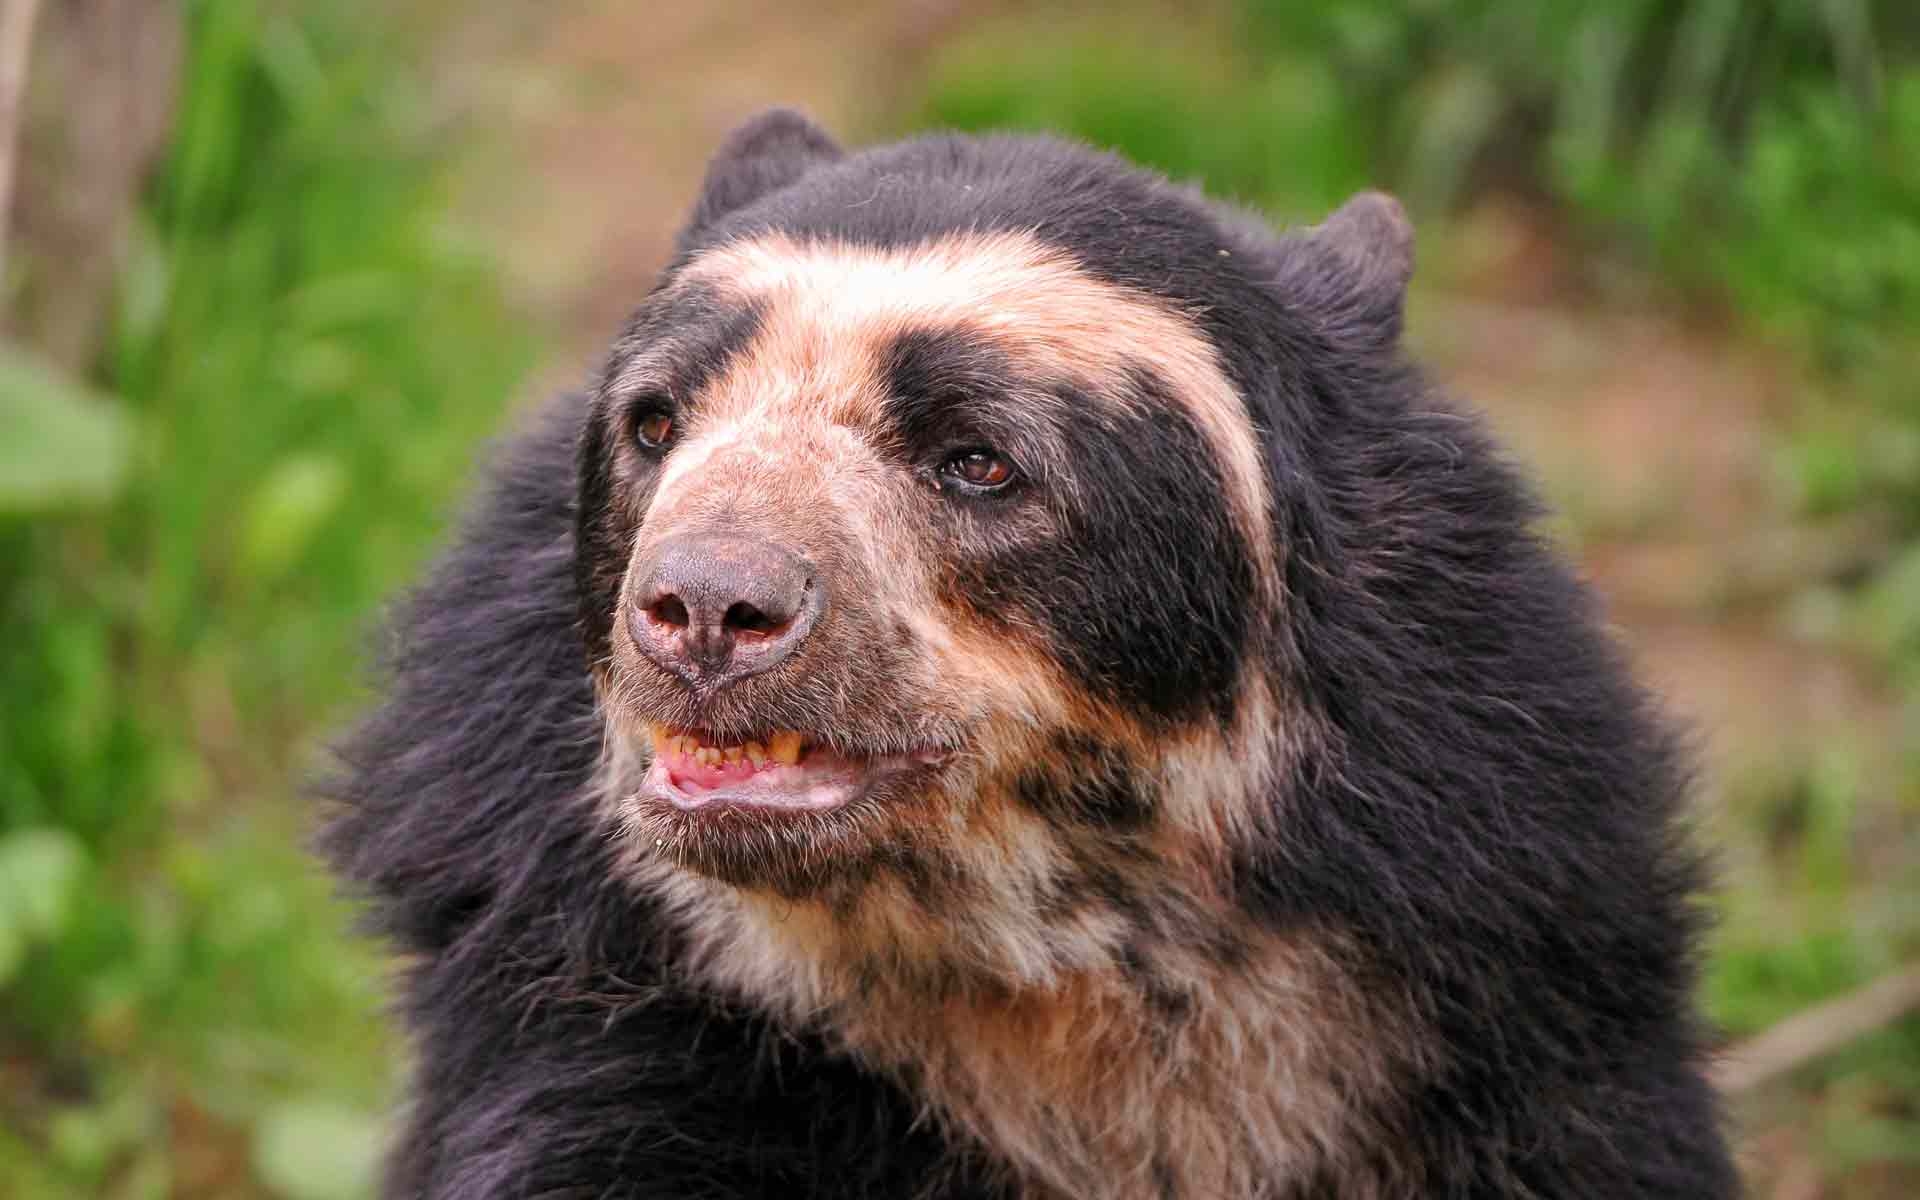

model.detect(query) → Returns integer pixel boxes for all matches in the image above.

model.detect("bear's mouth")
[642,723,941,813]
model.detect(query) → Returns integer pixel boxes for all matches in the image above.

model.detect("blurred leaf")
[1783,435,1864,516]
[236,455,351,585]
[0,347,132,513]
[252,1100,381,1200]
[114,218,175,378]
[1858,542,1920,671]
[0,828,89,985]
[0,912,21,988]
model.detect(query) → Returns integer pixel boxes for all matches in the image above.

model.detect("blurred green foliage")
[0,349,131,513]
[1237,0,1920,534]
[916,25,1368,217]
[1,0,532,1192]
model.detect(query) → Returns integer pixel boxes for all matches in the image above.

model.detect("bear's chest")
[827,946,1390,1200]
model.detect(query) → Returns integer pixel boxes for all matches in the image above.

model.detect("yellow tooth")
[745,742,767,767]
[768,731,803,766]
[722,747,742,764]
[649,723,671,747]
[701,747,721,766]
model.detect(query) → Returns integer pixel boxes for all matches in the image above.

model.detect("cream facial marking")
[678,229,1277,592]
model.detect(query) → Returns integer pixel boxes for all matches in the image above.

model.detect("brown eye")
[942,449,1016,491]
[635,410,675,450]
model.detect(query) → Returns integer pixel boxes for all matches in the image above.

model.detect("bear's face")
[582,229,1275,896]
[574,114,1410,945]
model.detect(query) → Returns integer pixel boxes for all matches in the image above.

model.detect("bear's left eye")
[940,449,1017,493]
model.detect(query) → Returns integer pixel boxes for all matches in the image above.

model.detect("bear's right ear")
[678,108,843,248]
[1284,191,1415,349]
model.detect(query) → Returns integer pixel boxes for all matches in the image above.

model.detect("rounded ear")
[1290,191,1415,347]
[678,108,844,249]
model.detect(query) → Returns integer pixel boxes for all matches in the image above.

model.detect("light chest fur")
[633,842,1408,1200]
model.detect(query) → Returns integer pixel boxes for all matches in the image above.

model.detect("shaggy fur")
[321,109,1739,1198]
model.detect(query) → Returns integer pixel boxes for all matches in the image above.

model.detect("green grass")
[911,11,1367,221]
[1,0,536,1194]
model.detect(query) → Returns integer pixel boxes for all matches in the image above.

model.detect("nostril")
[648,594,690,629]
[724,600,783,636]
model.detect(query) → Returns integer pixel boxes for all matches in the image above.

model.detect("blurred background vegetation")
[1,0,1915,1195]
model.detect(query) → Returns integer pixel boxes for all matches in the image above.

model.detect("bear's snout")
[625,532,822,692]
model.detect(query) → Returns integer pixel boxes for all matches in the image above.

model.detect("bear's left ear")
[678,108,843,248]
[1290,191,1415,346]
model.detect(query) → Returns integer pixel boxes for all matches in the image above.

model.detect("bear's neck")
[636,857,1403,1200]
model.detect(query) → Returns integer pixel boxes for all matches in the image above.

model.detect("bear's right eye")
[632,402,677,453]
[940,448,1018,494]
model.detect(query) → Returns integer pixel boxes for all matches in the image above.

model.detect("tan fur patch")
[859,935,1408,1200]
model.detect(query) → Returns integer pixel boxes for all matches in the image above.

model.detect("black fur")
[1014,733,1156,834]
[321,111,1737,1197]
[878,326,1255,722]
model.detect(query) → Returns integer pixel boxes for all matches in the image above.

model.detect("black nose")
[626,534,820,689]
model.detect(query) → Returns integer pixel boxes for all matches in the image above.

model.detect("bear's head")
[577,110,1414,980]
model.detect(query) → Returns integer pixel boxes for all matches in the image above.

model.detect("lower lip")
[643,752,863,813]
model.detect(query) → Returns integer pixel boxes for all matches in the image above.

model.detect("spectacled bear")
[320,109,1739,1198]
